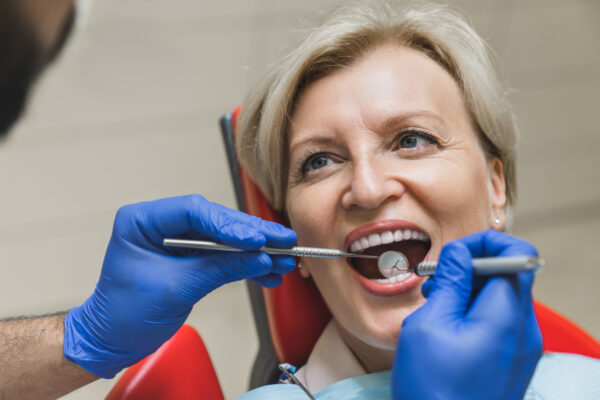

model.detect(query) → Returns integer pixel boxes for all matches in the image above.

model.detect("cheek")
[286,184,337,246]
[286,190,316,245]
[411,155,492,233]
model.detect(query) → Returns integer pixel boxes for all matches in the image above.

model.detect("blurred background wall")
[0,0,598,398]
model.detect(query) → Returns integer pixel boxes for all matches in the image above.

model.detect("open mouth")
[347,229,431,283]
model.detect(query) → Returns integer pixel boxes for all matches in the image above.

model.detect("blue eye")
[400,134,419,148]
[305,154,331,172]
[395,130,437,150]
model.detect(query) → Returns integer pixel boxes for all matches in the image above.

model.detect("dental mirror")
[378,250,410,278]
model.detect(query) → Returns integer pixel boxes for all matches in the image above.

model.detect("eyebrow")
[376,110,450,133]
[289,110,450,154]
[289,137,340,154]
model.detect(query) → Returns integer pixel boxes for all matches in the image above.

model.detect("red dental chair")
[106,108,600,399]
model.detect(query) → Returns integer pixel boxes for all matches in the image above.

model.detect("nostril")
[342,167,406,211]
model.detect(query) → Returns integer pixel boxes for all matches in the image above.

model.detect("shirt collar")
[294,320,366,393]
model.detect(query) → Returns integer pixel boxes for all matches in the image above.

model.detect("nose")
[341,156,405,210]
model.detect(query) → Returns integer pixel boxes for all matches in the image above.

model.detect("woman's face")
[285,45,506,361]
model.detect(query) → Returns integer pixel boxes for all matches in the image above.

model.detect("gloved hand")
[64,194,296,378]
[393,230,542,400]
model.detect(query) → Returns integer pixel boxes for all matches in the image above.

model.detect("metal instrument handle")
[415,256,543,276]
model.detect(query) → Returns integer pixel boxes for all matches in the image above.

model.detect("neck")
[335,321,395,373]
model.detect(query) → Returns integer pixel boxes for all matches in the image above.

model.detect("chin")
[359,303,423,350]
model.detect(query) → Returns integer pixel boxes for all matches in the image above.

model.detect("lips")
[344,220,431,296]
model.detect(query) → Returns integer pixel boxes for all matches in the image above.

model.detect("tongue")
[352,240,429,279]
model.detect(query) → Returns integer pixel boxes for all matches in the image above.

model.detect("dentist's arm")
[0,195,296,399]
[393,230,542,400]
[0,313,98,400]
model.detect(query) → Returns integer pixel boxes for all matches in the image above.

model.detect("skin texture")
[286,45,507,373]
[0,314,97,400]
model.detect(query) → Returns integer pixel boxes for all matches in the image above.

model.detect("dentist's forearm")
[0,312,98,400]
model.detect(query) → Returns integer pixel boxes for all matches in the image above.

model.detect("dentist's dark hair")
[0,1,75,138]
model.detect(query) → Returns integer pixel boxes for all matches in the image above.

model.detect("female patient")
[234,1,600,399]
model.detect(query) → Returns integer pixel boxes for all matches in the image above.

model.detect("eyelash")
[391,129,439,151]
[297,147,329,176]
[291,129,440,183]
[286,147,327,185]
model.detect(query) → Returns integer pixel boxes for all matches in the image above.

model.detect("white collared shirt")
[294,320,366,393]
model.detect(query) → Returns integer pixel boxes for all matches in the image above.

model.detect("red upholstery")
[106,325,224,400]
[232,107,600,364]
[232,107,331,366]
[534,301,600,358]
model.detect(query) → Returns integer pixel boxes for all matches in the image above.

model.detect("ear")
[488,158,507,228]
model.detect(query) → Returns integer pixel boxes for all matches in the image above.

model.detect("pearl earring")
[297,260,302,269]
[494,217,501,225]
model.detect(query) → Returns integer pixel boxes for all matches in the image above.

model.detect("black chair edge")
[219,112,281,389]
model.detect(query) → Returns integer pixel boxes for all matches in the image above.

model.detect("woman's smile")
[344,219,429,295]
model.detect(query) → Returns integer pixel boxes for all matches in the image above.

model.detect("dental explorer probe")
[378,250,544,278]
[163,238,379,260]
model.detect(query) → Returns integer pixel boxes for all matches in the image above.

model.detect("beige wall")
[0,0,598,398]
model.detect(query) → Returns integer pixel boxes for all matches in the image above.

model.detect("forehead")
[289,45,470,144]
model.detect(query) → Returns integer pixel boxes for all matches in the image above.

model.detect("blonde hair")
[237,0,517,219]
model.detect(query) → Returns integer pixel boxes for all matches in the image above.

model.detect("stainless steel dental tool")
[163,238,379,260]
[163,239,543,276]
[377,250,544,277]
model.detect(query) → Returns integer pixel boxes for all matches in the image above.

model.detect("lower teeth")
[373,272,412,283]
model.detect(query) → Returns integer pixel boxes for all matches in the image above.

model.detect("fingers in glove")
[461,229,538,312]
[187,252,275,291]
[190,196,296,250]
[249,256,295,288]
[423,241,474,317]
[148,252,278,305]
[250,273,283,288]
[421,278,433,298]
[467,271,535,335]
[120,195,296,251]
[242,214,297,249]
[271,256,296,274]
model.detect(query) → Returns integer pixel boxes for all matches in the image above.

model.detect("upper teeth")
[349,229,429,253]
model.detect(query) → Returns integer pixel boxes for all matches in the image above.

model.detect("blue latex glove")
[64,194,296,378]
[393,230,542,400]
